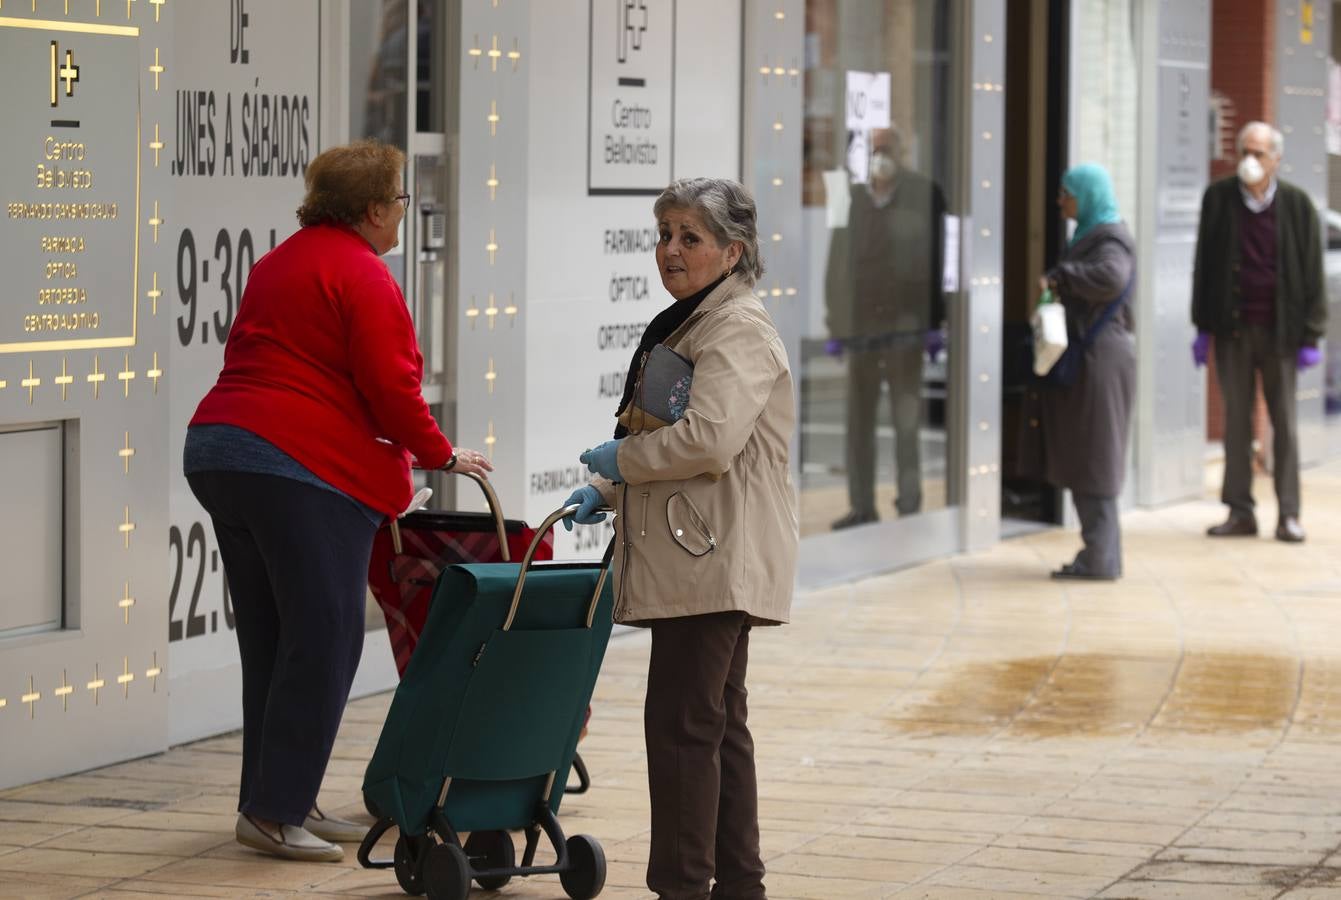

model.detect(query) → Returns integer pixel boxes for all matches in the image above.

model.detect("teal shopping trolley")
[358,503,614,900]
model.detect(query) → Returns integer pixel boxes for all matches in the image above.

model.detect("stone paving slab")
[5,463,1341,897]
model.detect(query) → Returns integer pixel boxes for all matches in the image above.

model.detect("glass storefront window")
[348,0,409,289]
[349,1,408,147]
[799,0,966,537]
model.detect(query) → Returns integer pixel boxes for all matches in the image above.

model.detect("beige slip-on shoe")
[235,813,344,863]
[304,805,369,843]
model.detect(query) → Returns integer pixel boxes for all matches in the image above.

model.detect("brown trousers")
[645,612,765,900]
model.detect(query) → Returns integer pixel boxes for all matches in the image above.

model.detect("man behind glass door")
[825,127,947,529]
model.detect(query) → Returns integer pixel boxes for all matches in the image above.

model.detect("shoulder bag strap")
[1078,273,1135,350]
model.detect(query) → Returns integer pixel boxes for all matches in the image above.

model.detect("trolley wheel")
[423,842,472,900]
[463,829,515,890]
[393,834,428,896]
[559,834,606,900]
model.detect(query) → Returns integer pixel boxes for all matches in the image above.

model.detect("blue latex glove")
[561,485,606,532]
[825,338,844,358]
[1192,332,1210,368]
[579,439,624,483]
[1299,345,1322,370]
[924,328,946,363]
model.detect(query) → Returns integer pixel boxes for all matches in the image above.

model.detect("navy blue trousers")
[187,471,378,826]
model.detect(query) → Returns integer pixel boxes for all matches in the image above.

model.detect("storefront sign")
[587,0,675,194]
[166,0,319,744]
[844,70,891,132]
[0,17,140,353]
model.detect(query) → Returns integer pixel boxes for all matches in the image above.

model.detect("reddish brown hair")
[296,140,405,228]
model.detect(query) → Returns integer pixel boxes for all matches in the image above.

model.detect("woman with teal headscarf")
[1037,163,1137,580]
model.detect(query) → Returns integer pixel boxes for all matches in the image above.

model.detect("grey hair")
[653,178,765,285]
[1237,121,1285,158]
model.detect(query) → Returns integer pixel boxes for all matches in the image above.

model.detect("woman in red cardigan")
[185,140,490,863]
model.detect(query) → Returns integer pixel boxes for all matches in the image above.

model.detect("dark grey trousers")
[1072,493,1122,578]
[1214,325,1300,520]
[846,342,923,517]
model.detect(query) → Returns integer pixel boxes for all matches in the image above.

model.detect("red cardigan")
[190,224,452,515]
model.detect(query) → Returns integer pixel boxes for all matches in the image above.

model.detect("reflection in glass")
[799,0,963,537]
[349,0,408,146]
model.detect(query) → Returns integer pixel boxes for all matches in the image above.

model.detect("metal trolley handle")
[389,470,511,561]
[503,504,614,632]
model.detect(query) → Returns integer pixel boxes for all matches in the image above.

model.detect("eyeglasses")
[392,193,411,210]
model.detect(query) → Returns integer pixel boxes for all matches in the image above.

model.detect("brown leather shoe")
[1207,515,1258,537]
[1276,517,1306,543]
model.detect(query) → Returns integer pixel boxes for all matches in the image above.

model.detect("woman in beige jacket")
[566,178,798,900]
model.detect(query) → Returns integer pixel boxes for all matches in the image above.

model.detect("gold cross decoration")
[117,657,134,698]
[119,353,136,397]
[485,421,497,459]
[485,292,498,329]
[148,201,163,243]
[487,100,499,136]
[0,695,6,712]
[147,352,162,393]
[54,670,73,712]
[87,663,105,705]
[485,357,496,394]
[21,676,39,719]
[488,34,502,71]
[148,47,164,91]
[119,505,136,548]
[149,0,163,21]
[486,164,499,201]
[59,48,80,99]
[486,229,499,265]
[508,38,522,71]
[119,580,135,624]
[148,123,164,167]
[465,295,480,329]
[468,34,482,68]
[54,358,73,401]
[504,293,519,325]
[87,354,105,398]
[146,652,162,691]
[21,360,40,404]
[119,430,135,474]
[146,271,161,314]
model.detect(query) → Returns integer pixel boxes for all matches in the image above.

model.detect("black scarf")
[613,274,727,439]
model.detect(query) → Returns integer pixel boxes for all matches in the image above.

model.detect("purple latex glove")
[825,338,844,358]
[1298,345,1322,370]
[924,328,946,363]
[1191,332,1210,368]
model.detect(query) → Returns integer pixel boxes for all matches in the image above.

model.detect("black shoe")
[1207,514,1258,537]
[1050,562,1119,582]
[1276,517,1306,543]
[831,510,877,530]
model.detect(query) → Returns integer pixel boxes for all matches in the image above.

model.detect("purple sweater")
[1238,198,1277,328]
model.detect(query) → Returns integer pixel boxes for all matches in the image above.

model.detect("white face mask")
[1238,154,1266,186]
[869,152,896,181]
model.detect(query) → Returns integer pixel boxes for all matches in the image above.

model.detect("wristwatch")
[443,452,458,471]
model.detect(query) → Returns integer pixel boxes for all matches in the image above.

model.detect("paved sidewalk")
[6,463,1341,899]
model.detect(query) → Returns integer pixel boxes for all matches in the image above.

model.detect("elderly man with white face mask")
[1190,121,1327,543]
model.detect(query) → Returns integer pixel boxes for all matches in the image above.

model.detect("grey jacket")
[1040,222,1138,497]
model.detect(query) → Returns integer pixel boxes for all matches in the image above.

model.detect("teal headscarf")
[1061,163,1121,246]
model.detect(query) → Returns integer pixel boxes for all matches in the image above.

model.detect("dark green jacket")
[1191,176,1326,351]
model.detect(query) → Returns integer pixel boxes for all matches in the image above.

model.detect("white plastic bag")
[1031,300,1068,377]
